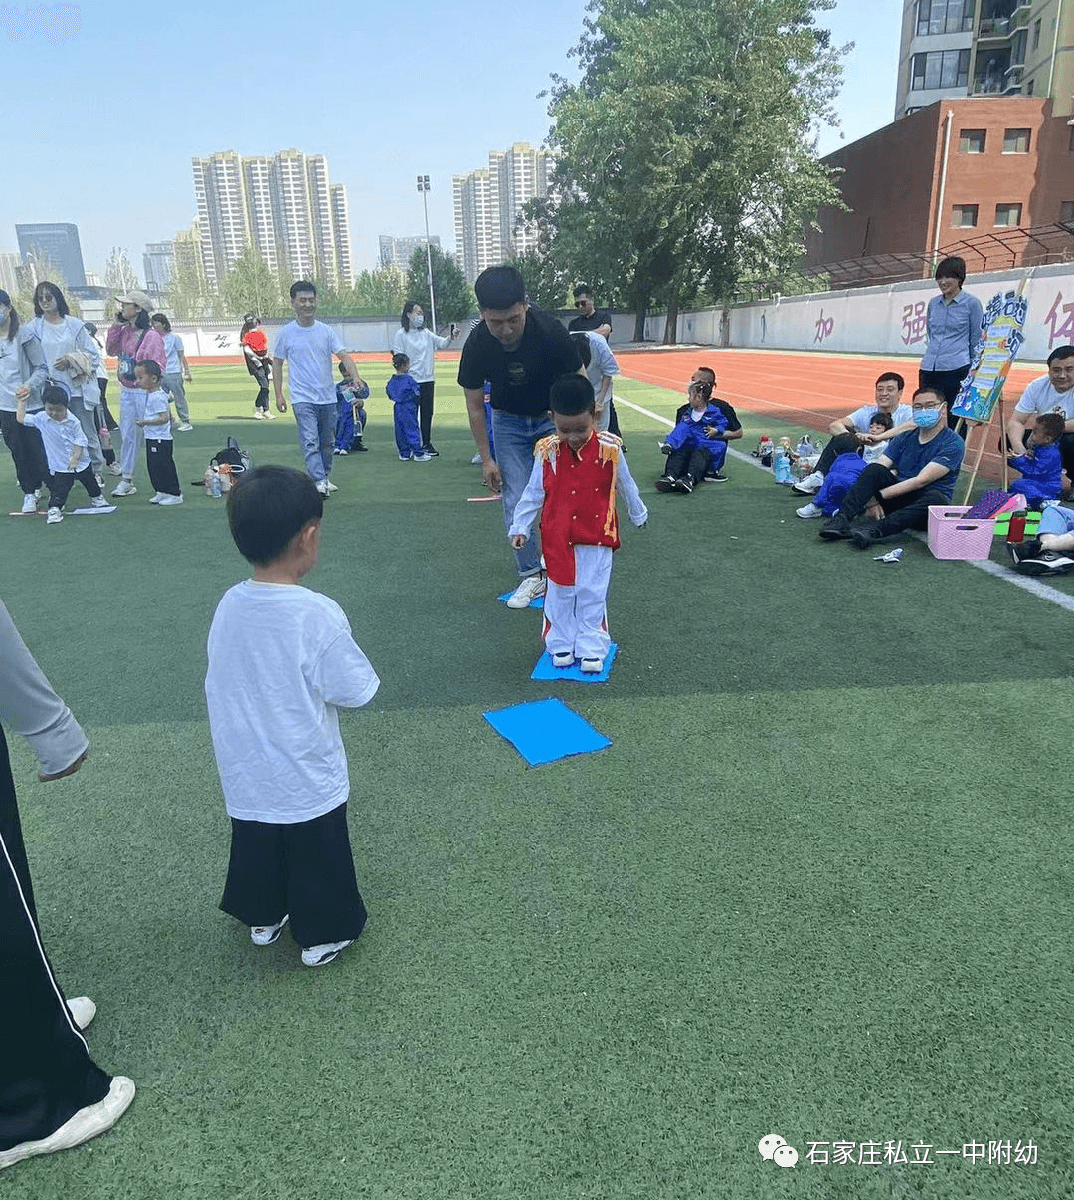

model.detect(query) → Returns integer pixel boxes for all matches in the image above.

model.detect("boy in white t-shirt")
[204,465,380,968]
[133,360,183,505]
[16,382,109,524]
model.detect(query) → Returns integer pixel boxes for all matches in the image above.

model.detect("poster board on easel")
[951,280,1029,504]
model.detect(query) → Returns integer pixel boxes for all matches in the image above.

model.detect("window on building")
[911,49,970,91]
[1003,128,1031,153]
[1060,201,1074,224]
[959,128,986,153]
[1032,18,1041,50]
[994,203,1022,227]
[916,0,974,35]
[952,204,979,228]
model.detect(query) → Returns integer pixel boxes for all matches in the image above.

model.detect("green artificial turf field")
[2,362,1071,1199]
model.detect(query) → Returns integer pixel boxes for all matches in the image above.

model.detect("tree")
[354,265,408,316]
[220,245,288,321]
[541,0,847,341]
[104,247,138,293]
[404,245,475,329]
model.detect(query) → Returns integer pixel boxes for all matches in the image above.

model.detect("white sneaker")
[791,471,823,495]
[21,493,37,514]
[264,411,277,420]
[0,1076,135,1171]
[470,452,482,464]
[176,422,193,432]
[66,996,96,1030]
[253,410,266,420]
[301,939,353,967]
[412,452,433,462]
[89,496,110,509]
[250,914,289,946]
[149,492,163,504]
[552,650,575,668]
[93,473,104,488]
[581,657,604,674]
[157,494,184,506]
[111,480,136,497]
[796,502,824,519]
[46,507,63,524]
[315,479,330,496]
[106,463,123,476]
[325,479,338,492]
[506,574,546,608]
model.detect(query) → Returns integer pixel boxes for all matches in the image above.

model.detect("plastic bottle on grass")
[1007,508,1027,544]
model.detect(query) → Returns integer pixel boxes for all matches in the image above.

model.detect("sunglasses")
[574,301,590,308]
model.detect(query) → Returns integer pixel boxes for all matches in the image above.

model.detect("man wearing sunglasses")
[818,386,965,549]
[568,285,620,435]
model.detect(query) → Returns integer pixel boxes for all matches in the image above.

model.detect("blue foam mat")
[497,590,544,610]
[482,697,612,767]
[530,643,618,683]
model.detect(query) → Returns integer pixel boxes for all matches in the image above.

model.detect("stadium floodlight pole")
[417,175,437,333]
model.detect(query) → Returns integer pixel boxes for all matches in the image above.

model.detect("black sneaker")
[706,470,728,482]
[422,445,440,458]
[353,438,368,452]
[819,512,853,540]
[655,475,677,493]
[850,522,884,550]
[674,475,694,494]
[1007,538,1042,566]
[1010,545,1074,576]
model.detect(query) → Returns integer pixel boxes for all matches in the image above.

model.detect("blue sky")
[0,0,901,279]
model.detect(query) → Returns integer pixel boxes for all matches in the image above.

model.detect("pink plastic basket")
[927,506,996,561]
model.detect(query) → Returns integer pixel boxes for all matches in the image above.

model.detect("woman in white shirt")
[0,290,49,512]
[390,301,457,457]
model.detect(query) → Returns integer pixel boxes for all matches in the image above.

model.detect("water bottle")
[796,436,813,458]
[210,469,222,498]
[1007,508,1027,543]
[99,426,113,451]
[203,467,214,496]
[774,449,792,484]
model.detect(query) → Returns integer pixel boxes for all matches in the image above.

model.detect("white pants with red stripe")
[543,544,613,661]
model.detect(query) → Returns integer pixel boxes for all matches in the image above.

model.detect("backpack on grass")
[210,436,252,478]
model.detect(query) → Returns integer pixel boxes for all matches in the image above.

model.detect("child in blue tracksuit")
[808,413,894,517]
[333,363,368,454]
[656,379,728,491]
[385,353,429,462]
[1008,412,1064,507]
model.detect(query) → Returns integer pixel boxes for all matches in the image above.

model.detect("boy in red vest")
[509,374,647,673]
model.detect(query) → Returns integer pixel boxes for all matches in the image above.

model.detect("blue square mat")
[483,697,612,767]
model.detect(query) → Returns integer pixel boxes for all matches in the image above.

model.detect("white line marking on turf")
[612,392,1074,612]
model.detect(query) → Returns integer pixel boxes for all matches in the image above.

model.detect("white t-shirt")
[162,332,183,375]
[846,402,912,432]
[205,581,380,823]
[23,410,89,474]
[391,327,451,384]
[273,320,344,405]
[1014,376,1074,421]
[141,389,172,440]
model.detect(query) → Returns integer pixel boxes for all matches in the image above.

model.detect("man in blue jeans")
[459,266,583,607]
[273,281,367,497]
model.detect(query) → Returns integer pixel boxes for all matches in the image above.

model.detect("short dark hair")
[935,256,966,285]
[34,281,69,319]
[1047,345,1074,365]
[912,386,945,406]
[42,382,70,408]
[573,283,593,299]
[875,371,905,390]
[290,280,316,300]
[134,358,162,382]
[868,411,894,431]
[475,265,525,311]
[695,365,716,384]
[570,331,592,367]
[150,312,171,332]
[226,465,323,566]
[392,352,410,371]
[1035,413,1066,441]
[550,373,596,416]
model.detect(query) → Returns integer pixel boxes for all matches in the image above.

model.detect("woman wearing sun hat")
[105,289,165,497]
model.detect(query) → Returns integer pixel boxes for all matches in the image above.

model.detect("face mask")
[913,408,941,429]
[412,315,424,330]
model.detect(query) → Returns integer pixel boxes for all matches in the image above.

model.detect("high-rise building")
[896,0,1073,120]
[143,241,176,294]
[452,143,552,282]
[190,150,354,289]
[379,234,442,271]
[15,223,86,286]
[0,252,18,294]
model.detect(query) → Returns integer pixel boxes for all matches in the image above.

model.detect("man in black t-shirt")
[567,284,621,436]
[458,265,583,608]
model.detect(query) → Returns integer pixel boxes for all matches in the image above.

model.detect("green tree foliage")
[509,245,574,313]
[220,245,289,321]
[543,0,847,341]
[354,265,409,316]
[405,245,475,329]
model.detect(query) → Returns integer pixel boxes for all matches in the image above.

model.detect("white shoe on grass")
[325,479,338,492]
[315,479,330,496]
[157,494,184,506]
[552,651,575,668]
[581,658,604,674]
[46,507,63,525]
[250,915,289,946]
[506,574,546,608]
[176,422,193,432]
[0,1076,135,1171]
[796,502,824,519]
[89,496,110,509]
[301,939,352,967]
[791,471,823,495]
[21,493,37,514]
[470,452,482,464]
[66,996,96,1030]
[111,480,136,497]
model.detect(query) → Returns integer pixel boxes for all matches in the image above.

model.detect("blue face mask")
[411,315,424,330]
[913,407,941,429]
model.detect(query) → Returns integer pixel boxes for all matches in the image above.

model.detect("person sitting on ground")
[661,365,742,487]
[797,412,894,519]
[818,385,965,549]
[333,362,367,455]
[656,374,728,494]
[1007,412,1064,508]
[794,372,913,495]
[1008,503,1074,575]
[1004,345,1074,488]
